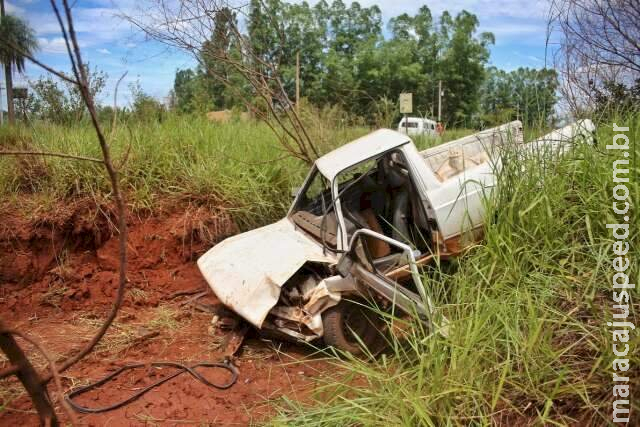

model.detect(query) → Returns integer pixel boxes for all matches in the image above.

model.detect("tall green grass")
[0,114,472,228]
[274,115,639,425]
[0,115,367,229]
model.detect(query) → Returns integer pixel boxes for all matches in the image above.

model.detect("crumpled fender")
[197,218,335,328]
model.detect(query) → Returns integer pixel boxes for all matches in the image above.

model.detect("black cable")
[64,360,238,414]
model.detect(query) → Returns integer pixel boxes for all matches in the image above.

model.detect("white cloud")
[37,36,90,54]
[21,6,134,49]
[513,51,544,62]
[37,37,68,54]
[482,21,547,44]
[15,0,550,106]
[5,0,25,14]
[288,0,549,21]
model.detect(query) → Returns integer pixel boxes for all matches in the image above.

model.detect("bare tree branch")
[0,150,104,163]
[0,318,59,426]
[549,0,640,113]
[0,327,79,426]
[110,72,129,138]
[0,5,130,420]
[121,0,320,164]
[0,38,78,85]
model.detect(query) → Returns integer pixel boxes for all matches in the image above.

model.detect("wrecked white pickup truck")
[198,120,596,353]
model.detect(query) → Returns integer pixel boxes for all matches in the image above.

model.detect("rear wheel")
[322,299,386,355]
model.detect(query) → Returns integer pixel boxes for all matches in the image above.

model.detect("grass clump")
[274,115,639,425]
[0,114,368,229]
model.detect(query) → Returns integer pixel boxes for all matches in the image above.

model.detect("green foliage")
[23,66,107,124]
[0,113,368,229]
[436,11,494,126]
[481,67,558,127]
[173,1,499,126]
[129,81,166,123]
[173,69,199,113]
[0,14,38,73]
[593,79,640,118]
[2,101,637,425]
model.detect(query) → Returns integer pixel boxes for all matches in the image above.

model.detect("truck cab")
[198,120,595,353]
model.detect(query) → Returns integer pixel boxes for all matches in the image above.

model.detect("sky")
[2,0,555,108]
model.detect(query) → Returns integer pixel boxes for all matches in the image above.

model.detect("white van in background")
[398,117,438,136]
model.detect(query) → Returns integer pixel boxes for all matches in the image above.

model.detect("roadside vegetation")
[0,112,473,229]
[1,0,638,424]
[2,109,637,425]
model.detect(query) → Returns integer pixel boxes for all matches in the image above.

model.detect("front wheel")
[322,299,386,355]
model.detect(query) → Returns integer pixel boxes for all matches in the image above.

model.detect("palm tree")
[0,0,38,124]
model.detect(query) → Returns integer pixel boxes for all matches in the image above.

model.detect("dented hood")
[197,218,335,328]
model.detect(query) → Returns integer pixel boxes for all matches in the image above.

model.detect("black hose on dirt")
[64,360,238,413]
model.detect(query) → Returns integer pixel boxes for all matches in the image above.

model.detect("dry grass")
[72,305,186,357]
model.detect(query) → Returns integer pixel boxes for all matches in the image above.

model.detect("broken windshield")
[290,168,338,248]
[292,168,331,216]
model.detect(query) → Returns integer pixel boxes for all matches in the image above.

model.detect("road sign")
[399,93,412,114]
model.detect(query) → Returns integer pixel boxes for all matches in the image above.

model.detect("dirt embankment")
[0,198,325,426]
[1,198,238,314]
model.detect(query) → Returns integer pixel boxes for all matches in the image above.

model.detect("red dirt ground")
[0,198,328,426]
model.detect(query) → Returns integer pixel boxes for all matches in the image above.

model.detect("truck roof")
[315,129,411,181]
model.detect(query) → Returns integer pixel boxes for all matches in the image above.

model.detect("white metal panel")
[423,120,594,239]
[197,218,335,328]
[315,129,411,181]
[426,161,498,239]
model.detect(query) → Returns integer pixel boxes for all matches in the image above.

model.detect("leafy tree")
[172,2,504,127]
[248,0,285,69]
[129,81,165,122]
[480,67,558,127]
[436,11,494,126]
[25,66,106,124]
[200,7,240,109]
[26,76,68,123]
[173,69,198,112]
[0,9,38,124]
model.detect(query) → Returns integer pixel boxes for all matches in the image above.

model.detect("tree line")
[2,1,566,128]
[171,1,559,128]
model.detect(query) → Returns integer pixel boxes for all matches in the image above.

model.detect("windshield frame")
[288,144,416,252]
[288,166,330,216]
[287,166,342,252]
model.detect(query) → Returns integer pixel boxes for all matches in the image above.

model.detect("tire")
[322,299,386,355]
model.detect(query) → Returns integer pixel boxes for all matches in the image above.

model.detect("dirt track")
[0,199,325,426]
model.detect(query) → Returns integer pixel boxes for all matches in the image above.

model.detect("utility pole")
[295,51,300,112]
[437,80,442,122]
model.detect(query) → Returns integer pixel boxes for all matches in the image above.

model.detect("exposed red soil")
[0,198,327,426]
